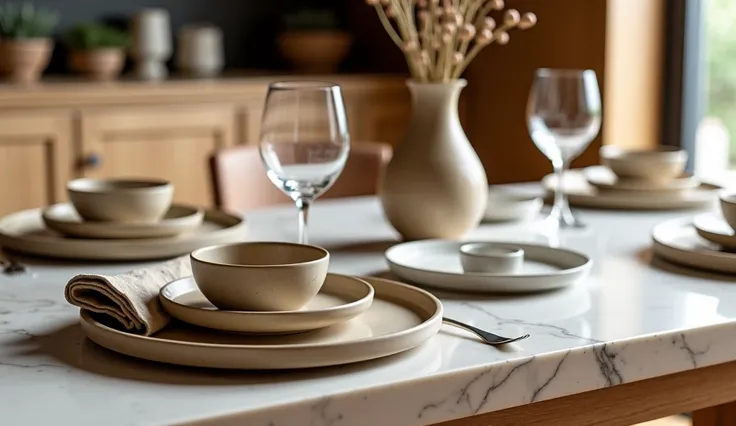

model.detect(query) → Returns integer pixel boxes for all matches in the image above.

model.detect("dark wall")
[25,0,406,74]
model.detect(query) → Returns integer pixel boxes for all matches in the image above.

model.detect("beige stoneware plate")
[543,170,719,210]
[652,217,736,274]
[385,239,591,293]
[582,166,699,192]
[80,276,443,370]
[692,213,736,251]
[159,274,375,334]
[42,203,204,239]
[0,208,247,260]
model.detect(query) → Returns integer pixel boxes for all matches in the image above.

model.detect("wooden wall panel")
[464,0,608,184]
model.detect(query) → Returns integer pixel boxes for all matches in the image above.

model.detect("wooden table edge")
[431,359,736,426]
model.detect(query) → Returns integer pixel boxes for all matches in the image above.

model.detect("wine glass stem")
[296,197,311,244]
[551,159,577,226]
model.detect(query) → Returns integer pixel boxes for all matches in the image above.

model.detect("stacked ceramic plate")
[385,239,591,293]
[482,188,544,223]
[652,191,736,274]
[0,178,248,260]
[81,242,443,370]
[543,146,719,210]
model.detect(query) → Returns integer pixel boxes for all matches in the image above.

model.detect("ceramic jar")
[130,8,172,80]
[176,24,224,77]
[380,79,488,240]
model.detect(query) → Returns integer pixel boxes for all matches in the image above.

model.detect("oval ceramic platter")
[0,208,247,261]
[385,239,591,293]
[653,216,736,274]
[160,274,375,334]
[542,170,719,210]
[80,276,443,370]
[42,203,205,239]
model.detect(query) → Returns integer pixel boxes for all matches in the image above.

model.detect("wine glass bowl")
[527,68,602,228]
[259,81,350,243]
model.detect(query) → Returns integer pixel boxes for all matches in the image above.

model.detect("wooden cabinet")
[0,74,409,214]
[0,111,72,216]
[79,104,236,206]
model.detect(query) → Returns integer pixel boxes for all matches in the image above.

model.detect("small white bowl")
[720,191,736,231]
[459,243,524,274]
[600,146,687,181]
[484,189,543,222]
[190,242,330,311]
[67,178,173,223]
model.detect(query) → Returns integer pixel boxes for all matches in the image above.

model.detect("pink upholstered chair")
[210,141,392,212]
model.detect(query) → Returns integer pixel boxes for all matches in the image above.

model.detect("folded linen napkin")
[64,256,191,336]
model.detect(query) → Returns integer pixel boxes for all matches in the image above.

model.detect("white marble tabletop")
[2,194,736,426]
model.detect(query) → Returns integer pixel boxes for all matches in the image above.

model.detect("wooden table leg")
[693,403,736,426]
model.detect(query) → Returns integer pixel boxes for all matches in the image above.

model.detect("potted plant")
[65,23,129,81]
[0,3,58,83]
[278,9,352,74]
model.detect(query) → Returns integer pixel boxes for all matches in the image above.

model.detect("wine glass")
[527,68,602,228]
[259,81,350,244]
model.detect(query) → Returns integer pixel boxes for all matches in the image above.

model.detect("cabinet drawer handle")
[85,153,102,168]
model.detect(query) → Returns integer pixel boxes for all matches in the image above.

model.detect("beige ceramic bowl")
[190,242,329,311]
[67,178,173,223]
[600,146,688,181]
[720,192,736,231]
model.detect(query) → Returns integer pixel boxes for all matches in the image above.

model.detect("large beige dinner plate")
[693,213,736,251]
[385,239,591,293]
[583,166,699,192]
[0,208,247,260]
[159,274,375,334]
[652,217,736,274]
[543,170,718,210]
[42,203,204,239]
[80,276,443,370]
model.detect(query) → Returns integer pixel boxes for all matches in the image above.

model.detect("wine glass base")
[544,212,586,230]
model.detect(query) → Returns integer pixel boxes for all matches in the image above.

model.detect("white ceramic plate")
[583,166,699,192]
[385,239,591,293]
[0,208,247,261]
[543,170,719,210]
[42,203,204,239]
[160,274,375,334]
[693,213,736,251]
[652,217,736,274]
[80,276,443,370]
[483,188,544,222]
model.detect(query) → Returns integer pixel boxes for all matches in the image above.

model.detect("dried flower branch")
[367,0,536,82]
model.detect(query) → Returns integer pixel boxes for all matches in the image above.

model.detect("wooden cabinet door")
[0,111,72,216]
[80,104,236,207]
[348,92,411,147]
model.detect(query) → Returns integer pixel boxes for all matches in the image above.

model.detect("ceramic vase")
[130,8,172,80]
[176,24,224,77]
[380,79,488,240]
[0,38,53,83]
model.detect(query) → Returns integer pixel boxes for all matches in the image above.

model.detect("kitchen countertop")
[2,195,735,426]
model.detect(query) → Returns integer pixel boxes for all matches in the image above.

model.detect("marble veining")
[2,195,736,426]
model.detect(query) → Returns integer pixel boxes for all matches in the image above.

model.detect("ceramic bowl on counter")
[190,242,330,311]
[67,178,174,223]
[600,146,687,181]
[720,191,736,231]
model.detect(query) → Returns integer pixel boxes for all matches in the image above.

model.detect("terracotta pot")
[70,49,125,81]
[0,38,53,83]
[380,79,488,240]
[278,31,351,74]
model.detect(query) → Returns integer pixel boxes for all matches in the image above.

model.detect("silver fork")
[0,249,26,276]
[443,317,530,345]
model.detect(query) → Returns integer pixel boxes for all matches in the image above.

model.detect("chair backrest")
[210,141,392,212]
